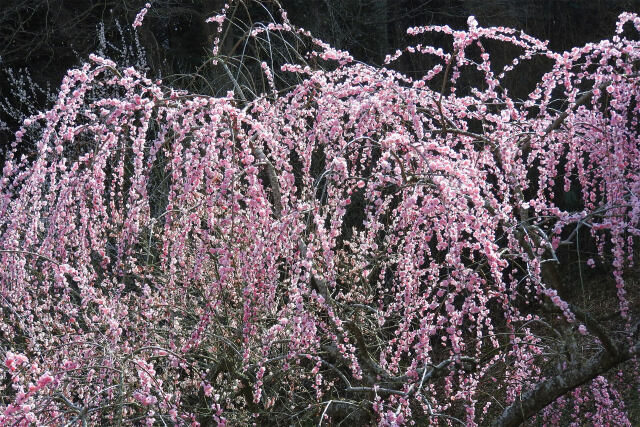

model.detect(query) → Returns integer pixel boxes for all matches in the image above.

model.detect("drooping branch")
[518,80,612,154]
[492,341,640,427]
[570,304,620,357]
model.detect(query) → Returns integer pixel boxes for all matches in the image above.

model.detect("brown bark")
[492,336,638,426]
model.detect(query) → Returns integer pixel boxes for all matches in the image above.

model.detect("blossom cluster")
[1,3,639,425]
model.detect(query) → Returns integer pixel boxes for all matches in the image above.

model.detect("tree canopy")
[1,2,640,425]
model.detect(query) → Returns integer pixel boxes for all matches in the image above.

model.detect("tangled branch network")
[1,2,640,425]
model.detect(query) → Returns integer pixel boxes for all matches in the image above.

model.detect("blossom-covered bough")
[1,2,639,425]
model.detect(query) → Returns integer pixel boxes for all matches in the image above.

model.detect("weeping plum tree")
[1,2,640,425]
